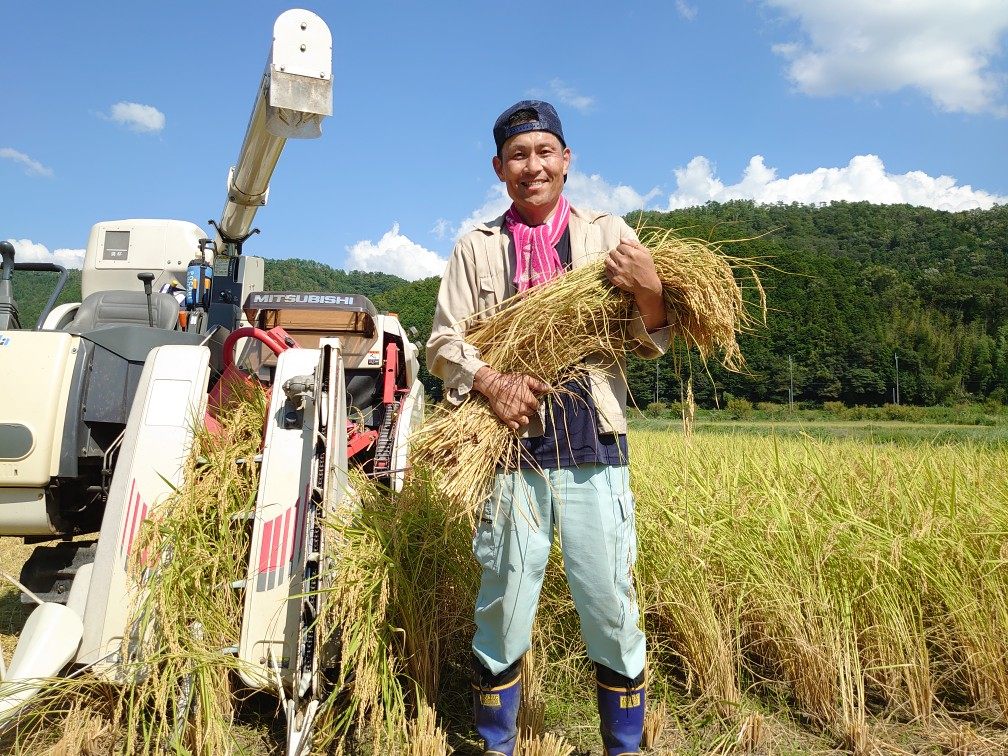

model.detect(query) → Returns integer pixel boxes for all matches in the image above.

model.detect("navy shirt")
[515,227,629,470]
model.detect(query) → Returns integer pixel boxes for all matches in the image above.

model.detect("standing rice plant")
[312,470,408,754]
[629,430,1008,751]
[313,469,478,753]
[118,383,267,755]
[3,677,120,754]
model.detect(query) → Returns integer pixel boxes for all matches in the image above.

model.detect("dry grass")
[0,541,33,662]
[404,701,450,756]
[412,228,764,523]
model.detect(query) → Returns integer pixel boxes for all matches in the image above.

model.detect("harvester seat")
[66,290,179,332]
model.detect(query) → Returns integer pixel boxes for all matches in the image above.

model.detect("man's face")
[492,131,571,223]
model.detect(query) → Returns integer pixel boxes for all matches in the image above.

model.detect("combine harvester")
[0,9,423,754]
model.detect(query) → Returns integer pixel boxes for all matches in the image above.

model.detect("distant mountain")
[624,201,1008,407]
[10,201,1008,407]
[263,258,406,297]
[8,269,82,329]
[372,276,441,397]
[7,258,405,330]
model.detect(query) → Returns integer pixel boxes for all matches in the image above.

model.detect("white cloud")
[107,101,166,133]
[764,0,1008,115]
[7,239,85,269]
[430,218,451,240]
[448,156,1005,246]
[0,148,53,177]
[346,223,447,280]
[675,0,697,20]
[667,154,1007,212]
[454,184,512,238]
[565,172,661,216]
[548,78,594,113]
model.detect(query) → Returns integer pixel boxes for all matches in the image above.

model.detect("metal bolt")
[300,22,307,30]
[300,44,306,52]
[280,65,285,72]
[259,657,266,664]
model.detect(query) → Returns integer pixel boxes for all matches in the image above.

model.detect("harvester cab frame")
[0,10,423,755]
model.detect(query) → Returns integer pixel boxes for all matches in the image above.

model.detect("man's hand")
[605,238,667,331]
[473,366,549,431]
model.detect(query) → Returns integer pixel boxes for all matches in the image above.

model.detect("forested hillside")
[368,201,1008,408]
[262,258,405,297]
[10,201,1006,407]
[9,262,408,331]
[624,201,1008,408]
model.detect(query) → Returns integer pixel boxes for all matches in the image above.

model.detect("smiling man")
[427,100,670,756]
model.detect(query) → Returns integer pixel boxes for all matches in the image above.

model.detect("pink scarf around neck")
[505,195,571,293]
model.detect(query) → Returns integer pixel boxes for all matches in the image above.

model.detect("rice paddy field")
[0,421,1005,755]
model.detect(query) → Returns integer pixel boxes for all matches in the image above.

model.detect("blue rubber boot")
[472,660,521,756]
[596,664,646,756]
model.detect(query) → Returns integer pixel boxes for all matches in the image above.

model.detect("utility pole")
[894,352,900,405]
[788,355,794,409]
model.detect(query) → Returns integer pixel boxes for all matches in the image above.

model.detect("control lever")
[137,272,155,327]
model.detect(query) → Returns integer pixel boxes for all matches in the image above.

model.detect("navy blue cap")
[493,100,566,154]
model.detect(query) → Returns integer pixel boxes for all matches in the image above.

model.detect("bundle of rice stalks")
[411,227,763,521]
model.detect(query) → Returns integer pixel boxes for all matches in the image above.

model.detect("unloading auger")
[0,10,424,754]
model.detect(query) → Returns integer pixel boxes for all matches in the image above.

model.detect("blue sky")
[3,0,1007,279]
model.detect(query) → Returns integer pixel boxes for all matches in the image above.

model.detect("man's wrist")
[636,273,663,298]
[473,366,497,395]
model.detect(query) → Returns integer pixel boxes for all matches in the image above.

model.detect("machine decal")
[247,293,356,307]
[255,483,308,592]
[119,479,150,559]
[0,336,9,346]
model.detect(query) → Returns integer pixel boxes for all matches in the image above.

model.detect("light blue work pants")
[472,464,645,679]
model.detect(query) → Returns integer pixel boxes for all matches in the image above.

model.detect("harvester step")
[19,541,98,605]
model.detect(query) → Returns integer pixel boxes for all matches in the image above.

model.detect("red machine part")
[346,340,402,468]
[207,328,406,469]
[346,424,378,457]
[206,326,298,432]
[382,341,399,404]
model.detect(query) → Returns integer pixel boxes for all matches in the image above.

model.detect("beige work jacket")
[426,205,670,437]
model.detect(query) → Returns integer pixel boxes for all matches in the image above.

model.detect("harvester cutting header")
[0,10,423,754]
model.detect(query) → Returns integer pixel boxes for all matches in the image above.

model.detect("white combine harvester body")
[0,10,423,754]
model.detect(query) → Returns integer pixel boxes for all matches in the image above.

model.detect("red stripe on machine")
[279,507,292,566]
[259,520,274,573]
[127,502,148,556]
[119,479,137,553]
[268,512,283,570]
[123,490,141,558]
